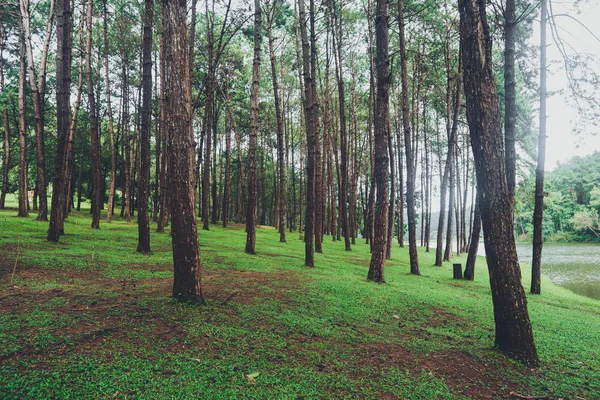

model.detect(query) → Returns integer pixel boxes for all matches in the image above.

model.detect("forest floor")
[0,203,599,399]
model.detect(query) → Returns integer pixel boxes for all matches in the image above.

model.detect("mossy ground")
[0,194,599,399]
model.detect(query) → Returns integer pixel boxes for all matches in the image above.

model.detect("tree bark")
[163,0,203,303]
[459,0,539,367]
[367,0,389,283]
[244,0,262,254]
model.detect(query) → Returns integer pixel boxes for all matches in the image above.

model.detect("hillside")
[1,205,599,399]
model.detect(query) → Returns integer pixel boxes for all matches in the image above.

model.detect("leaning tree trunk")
[244,0,262,254]
[367,0,390,283]
[531,0,547,295]
[459,0,539,367]
[164,0,203,303]
[137,0,153,253]
[48,0,72,241]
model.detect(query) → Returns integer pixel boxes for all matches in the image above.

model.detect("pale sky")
[539,0,600,170]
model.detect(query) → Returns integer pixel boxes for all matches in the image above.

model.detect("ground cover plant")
[0,199,599,399]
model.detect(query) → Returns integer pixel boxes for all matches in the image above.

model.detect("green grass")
[0,193,599,399]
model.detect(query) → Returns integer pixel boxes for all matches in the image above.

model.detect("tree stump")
[453,263,463,279]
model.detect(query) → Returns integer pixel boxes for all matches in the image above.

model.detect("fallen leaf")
[393,315,400,319]
[245,371,259,384]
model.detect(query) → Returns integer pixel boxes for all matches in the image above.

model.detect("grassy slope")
[0,195,598,399]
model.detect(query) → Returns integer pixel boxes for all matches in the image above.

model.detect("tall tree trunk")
[0,30,10,209]
[266,13,286,242]
[386,124,395,259]
[367,0,389,283]
[331,0,351,251]
[48,0,72,240]
[531,0,546,296]
[459,0,539,367]
[20,0,54,221]
[164,0,203,303]
[64,9,85,220]
[435,59,462,266]
[245,0,262,254]
[137,0,153,253]
[298,0,316,266]
[398,0,419,275]
[17,24,29,218]
[104,0,117,223]
[504,0,516,201]
[157,7,169,232]
[86,0,101,229]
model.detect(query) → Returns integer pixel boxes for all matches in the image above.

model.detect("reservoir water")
[516,243,600,300]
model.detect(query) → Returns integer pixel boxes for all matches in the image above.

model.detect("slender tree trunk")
[0,31,10,209]
[298,0,316,266]
[86,0,101,229]
[164,0,203,303]
[504,0,516,201]
[531,0,547,295]
[367,0,390,282]
[245,0,262,254]
[435,61,462,266]
[137,0,153,253]
[17,25,29,218]
[386,124,395,259]
[398,0,418,275]
[331,1,351,251]
[21,0,54,221]
[265,13,286,242]
[444,145,455,261]
[64,11,85,220]
[104,0,117,223]
[464,189,480,281]
[157,8,169,232]
[459,0,539,367]
[48,0,72,240]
